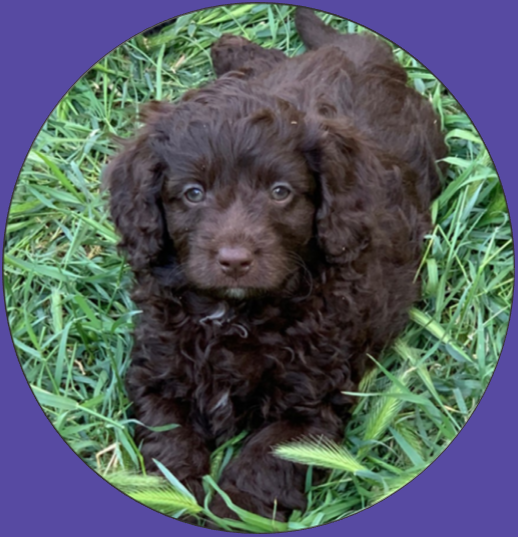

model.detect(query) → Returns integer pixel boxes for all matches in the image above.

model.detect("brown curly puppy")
[104,7,447,521]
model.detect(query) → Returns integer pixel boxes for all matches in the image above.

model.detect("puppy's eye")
[183,186,205,203]
[270,184,292,202]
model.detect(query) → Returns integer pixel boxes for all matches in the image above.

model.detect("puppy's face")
[158,108,318,298]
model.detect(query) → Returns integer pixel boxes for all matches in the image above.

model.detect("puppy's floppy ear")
[103,102,175,272]
[306,118,381,265]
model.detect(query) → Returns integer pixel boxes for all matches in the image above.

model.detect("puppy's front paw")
[209,454,307,522]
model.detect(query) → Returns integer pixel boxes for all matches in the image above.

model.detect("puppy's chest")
[178,311,292,435]
[188,319,275,395]
[186,333,275,440]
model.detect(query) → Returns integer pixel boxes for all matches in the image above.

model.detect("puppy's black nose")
[217,247,253,278]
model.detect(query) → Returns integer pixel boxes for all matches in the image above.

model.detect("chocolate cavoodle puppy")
[104,7,447,520]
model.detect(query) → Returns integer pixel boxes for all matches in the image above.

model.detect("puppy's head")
[104,97,322,298]
[165,101,323,298]
[104,94,377,298]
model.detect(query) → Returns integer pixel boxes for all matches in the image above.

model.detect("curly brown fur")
[104,8,447,521]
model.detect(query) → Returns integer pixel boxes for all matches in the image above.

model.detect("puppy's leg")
[209,420,341,521]
[127,367,210,503]
[294,7,393,67]
[294,7,340,50]
[210,34,286,77]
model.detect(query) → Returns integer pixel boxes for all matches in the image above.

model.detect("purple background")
[2,1,516,534]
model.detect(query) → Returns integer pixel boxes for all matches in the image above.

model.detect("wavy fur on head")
[104,8,447,521]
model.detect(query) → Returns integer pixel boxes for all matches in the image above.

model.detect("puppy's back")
[294,8,447,200]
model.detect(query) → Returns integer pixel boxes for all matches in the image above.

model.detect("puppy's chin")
[206,286,269,301]
[223,288,249,300]
[192,274,305,302]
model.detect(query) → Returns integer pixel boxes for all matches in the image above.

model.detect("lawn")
[3,3,513,533]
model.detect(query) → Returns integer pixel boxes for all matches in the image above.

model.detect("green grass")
[3,3,513,532]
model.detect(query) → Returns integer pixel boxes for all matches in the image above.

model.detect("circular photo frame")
[2,2,515,535]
